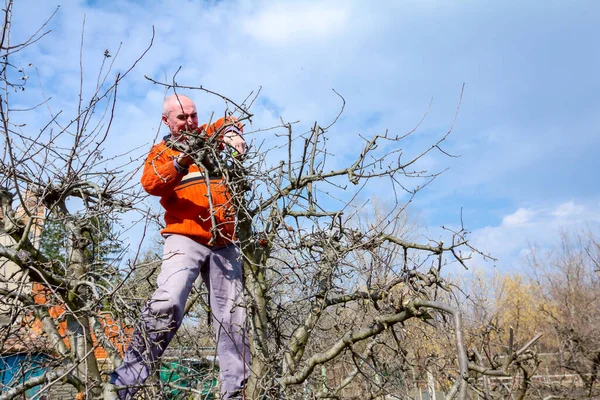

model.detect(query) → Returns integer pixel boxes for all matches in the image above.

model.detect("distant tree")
[462,271,546,399]
[459,230,600,400]
[467,272,546,346]
[530,230,600,398]
[38,214,69,265]
[39,214,123,268]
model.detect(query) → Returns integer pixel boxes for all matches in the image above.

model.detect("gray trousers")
[110,234,251,399]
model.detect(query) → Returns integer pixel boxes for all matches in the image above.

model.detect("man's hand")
[223,132,247,156]
[177,153,194,167]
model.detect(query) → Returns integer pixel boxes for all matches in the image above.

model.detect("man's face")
[162,97,198,136]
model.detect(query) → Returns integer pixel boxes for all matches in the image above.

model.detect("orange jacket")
[141,118,241,246]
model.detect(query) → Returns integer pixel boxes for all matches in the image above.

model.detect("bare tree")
[140,70,549,399]
[0,2,153,398]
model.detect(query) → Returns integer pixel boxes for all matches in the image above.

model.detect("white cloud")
[470,200,600,270]
[551,201,585,218]
[242,3,349,45]
[501,207,535,226]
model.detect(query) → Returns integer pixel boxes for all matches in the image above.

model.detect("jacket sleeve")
[140,143,184,197]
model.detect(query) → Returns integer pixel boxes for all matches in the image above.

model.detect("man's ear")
[162,115,168,126]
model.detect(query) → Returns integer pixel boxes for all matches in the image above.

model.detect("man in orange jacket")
[106,94,250,400]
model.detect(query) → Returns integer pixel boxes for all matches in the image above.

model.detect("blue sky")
[8,0,600,272]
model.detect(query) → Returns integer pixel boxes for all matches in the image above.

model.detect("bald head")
[161,94,198,135]
[162,94,194,117]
